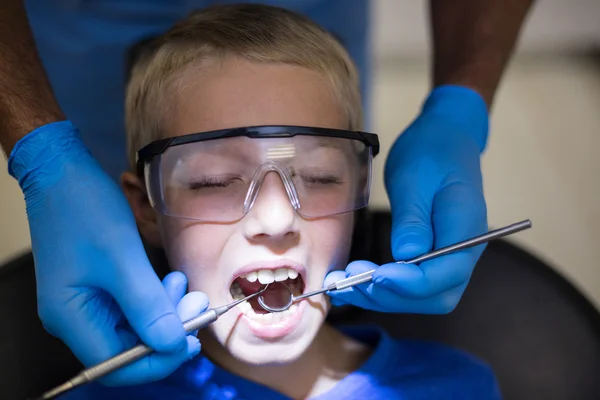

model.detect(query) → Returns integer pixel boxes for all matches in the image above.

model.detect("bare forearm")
[430,0,535,108]
[0,0,64,155]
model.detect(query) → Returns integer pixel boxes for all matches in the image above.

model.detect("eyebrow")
[305,139,355,156]
[181,138,256,163]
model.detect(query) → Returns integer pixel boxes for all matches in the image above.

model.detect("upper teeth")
[243,268,299,285]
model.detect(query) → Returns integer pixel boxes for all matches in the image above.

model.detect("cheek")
[159,217,229,291]
[309,214,354,272]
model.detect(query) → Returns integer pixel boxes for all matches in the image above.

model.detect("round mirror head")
[257,281,293,313]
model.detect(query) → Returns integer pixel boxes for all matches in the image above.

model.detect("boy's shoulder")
[389,338,499,384]
[330,326,502,400]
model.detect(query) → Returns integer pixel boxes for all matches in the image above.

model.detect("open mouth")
[230,267,305,323]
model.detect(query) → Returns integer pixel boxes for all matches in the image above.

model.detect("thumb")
[107,248,187,355]
[386,162,436,261]
[176,291,210,337]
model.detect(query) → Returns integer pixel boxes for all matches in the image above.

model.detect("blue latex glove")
[325,85,489,314]
[8,121,207,386]
[162,272,209,345]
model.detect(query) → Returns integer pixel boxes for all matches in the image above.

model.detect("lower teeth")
[237,300,299,323]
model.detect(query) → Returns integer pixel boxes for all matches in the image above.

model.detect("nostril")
[284,231,297,239]
[250,230,297,243]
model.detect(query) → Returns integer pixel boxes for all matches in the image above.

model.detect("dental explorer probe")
[315,219,533,294]
[258,219,532,312]
[33,286,269,400]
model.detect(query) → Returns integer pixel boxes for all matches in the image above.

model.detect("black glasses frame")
[136,125,380,176]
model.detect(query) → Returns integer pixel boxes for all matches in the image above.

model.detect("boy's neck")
[198,323,373,399]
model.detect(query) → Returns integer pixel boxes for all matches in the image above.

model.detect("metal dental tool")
[257,219,532,313]
[33,287,269,400]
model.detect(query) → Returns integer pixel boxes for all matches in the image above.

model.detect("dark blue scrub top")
[24,0,371,182]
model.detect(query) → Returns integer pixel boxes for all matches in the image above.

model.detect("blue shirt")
[24,0,371,182]
[58,326,502,400]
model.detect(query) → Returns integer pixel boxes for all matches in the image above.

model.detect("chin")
[209,297,327,365]
[226,335,314,366]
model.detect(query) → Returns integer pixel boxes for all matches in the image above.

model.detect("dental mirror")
[257,281,329,313]
[256,219,532,313]
[257,282,295,313]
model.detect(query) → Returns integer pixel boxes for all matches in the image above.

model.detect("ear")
[121,171,163,247]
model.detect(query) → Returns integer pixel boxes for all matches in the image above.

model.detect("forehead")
[168,135,360,159]
[169,56,347,137]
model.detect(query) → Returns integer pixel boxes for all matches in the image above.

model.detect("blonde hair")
[125,3,363,169]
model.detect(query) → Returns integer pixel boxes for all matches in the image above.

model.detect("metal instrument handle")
[80,309,220,382]
[331,220,532,292]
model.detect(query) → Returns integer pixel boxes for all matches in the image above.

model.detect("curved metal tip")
[256,282,294,313]
[227,284,270,310]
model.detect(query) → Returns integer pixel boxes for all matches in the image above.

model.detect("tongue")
[233,278,292,313]
[235,278,263,296]
[259,282,292,311]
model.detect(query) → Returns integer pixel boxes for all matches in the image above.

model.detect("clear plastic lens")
[144,136,372,222]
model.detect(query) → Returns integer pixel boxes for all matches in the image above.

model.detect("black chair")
[1,210,599,400]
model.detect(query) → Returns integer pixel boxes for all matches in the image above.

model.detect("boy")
[61,4,500,399]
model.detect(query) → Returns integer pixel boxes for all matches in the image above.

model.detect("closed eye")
[188,177,239,190]
[302,175,343,185]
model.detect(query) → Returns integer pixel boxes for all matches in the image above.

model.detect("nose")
[243,171,299,243]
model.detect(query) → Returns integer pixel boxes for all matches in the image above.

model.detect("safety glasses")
[136,125,379,222]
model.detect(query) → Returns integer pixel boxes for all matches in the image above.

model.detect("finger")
[44,289,197,386]
[385,158,437,261]
[323,270,353,307]
[48,305,197,387]
[373,254,473,298]
[329,297,347,307]
[432,181,488,252]
[176,291,210,337]
[324,261,385,310]
[177,291,210,321]
[421,181,487,293]
[374,182,487,298]
[105,244,188,354]
[162,271,189,306]
[323,270,347,288]
[323,260,469,313]
[329,280,468,314]
[99,336,201,387]
[92,293,204,386]
[45,290,132,368]
[325,283,381,310]
[380,283,468,314]
[323,260,377,287]
[344,283,408,312]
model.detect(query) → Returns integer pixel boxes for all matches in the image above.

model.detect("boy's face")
[123,56,355,365]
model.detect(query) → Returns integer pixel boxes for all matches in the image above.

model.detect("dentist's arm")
[326,0,535,313]
[430,0,536,108]
[0,0,63,152]
[1,0,198,385]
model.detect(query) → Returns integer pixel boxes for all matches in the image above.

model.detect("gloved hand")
[161,271,209,336]
[325,85,489,314]
[102,272,209,384]
[8,121,206,385]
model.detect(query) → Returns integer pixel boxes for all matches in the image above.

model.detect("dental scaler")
[32,287,269,400]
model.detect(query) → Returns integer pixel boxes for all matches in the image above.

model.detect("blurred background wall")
[1,0,599,308]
